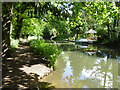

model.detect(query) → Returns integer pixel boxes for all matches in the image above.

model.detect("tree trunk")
[14,3,26,39]
[113,19,116,29]
[28,9,29,16]
[31,11,33,18]
[38,3,41,17]
[15,17,23,39]
[2,3,12,58]
[34,4,37,17]
[76,30,78,40]
[115,2,120,27]
[107,23,111,39]
[38,8,40,17]
[117,18,119,27]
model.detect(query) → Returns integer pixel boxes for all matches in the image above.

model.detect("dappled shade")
[2,39,55,89]
[2,2,120,89]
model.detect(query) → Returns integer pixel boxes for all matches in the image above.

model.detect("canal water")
[41,42,120,88]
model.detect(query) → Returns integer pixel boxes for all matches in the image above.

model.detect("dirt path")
[2,39,54,89]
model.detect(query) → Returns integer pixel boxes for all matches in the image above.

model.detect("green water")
[42,42,119,88]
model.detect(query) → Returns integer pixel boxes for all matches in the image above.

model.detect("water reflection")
[42,42,119,88]
[62,60,73,87]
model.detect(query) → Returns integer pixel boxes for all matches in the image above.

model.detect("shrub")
[10,38,20,52]
[10,38,20,48]
[30,39,62,69]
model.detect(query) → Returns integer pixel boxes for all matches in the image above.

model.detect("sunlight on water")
[41,42,119,88]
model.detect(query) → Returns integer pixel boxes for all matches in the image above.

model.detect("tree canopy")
[2,2,120,56]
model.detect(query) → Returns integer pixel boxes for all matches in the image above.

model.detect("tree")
[83,2,119,39]
[2,2,12,58]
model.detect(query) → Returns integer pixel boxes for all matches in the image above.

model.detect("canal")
[41,41,120,88]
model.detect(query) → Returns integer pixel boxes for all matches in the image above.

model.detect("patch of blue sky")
[50,2,73,15]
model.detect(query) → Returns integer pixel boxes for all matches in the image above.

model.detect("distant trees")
[2,2,120,58]
[68,2,119,40]
[3,2,120,41]
[10,2,71,39]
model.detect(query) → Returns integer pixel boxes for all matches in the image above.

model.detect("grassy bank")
[29,39,62,69]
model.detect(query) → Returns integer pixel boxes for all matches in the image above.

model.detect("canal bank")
[41,41,120,88]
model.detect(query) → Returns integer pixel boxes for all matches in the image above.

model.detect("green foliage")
[27,36,37,41]
[43,27,51,40]
[85,45,97,51]
[10,38,20,48]
[21,18,45,38]
[102,37,120,46]
[30,39,62,69]
[9,2,120,46]
[95,25,108,36]
[42,18,69,40]
[10,37,20,52]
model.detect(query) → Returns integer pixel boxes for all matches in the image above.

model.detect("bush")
[10,38,20,52]
[10,38,20,48]
[30,39,62,69]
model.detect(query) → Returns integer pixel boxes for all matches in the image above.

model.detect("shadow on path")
[2,39,54,89]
